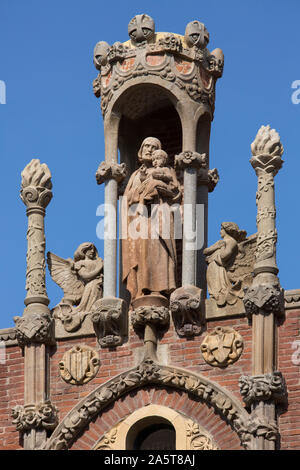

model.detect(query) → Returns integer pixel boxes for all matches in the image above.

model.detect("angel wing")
[47,252,84,305]
[227,233,257,289]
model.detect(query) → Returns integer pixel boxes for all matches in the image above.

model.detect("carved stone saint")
[122,137,182,307]
[204,222,256,307]
[47,243,103,331]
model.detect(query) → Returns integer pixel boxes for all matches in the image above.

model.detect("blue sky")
[1,0,299,328]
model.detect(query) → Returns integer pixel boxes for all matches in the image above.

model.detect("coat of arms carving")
[201,326,244,368]
[59,345,100,385]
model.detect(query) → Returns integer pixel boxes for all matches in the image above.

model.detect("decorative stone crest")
[12,401,58,432]
[91,297,127,348]
[13,312,54,347]
[185,20,209,49]
[59,345,100,385]
[95,161,127,185]
[186,420,219,450]
[201,326,244,368]
[243,283,284,318]
[170,285,204,337]
[239,372,286,406]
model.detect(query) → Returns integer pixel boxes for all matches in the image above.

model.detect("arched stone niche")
[93,404,219,450]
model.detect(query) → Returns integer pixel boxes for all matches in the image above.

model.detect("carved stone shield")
[59,345,100,385]
[201,326,244,368]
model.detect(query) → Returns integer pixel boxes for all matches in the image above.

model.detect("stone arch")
[92,404,219,450]
[46,360,252,450]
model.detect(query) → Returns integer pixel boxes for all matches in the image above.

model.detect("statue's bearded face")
[140,138,160,163]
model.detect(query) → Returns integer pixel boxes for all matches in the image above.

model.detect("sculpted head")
[138,137,161,163]
[221,222,247,242]
[152,149,168,167]
[74,243,98,261]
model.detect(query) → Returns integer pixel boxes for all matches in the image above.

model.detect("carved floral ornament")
[239,371,286,407]
[59,345,100,385]
[12,401,58,432]
[201,326,244,368]
[21,159,53,209]
[250,125,284,176]
[243,283,284,318]
[14,312,54,347]
[92,15,224,115]
[45,360,259,450]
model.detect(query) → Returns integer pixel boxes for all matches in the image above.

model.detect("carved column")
[13,159,57,449]
[95,157,128,346]
[243,126,285,450]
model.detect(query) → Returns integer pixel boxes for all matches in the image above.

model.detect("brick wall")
[0,307,299,450]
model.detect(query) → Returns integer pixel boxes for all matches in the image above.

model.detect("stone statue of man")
[122,137,182,305]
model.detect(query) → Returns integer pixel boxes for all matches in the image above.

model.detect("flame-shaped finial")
[21,159,52,190]
[250,125,284,175]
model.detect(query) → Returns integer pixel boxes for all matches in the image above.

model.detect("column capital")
[175,151,207,169]
[243,284,284,318]
[12,401,58,433]
[239,371,287,406]
[96,161,127,185]
[13,312,54,347]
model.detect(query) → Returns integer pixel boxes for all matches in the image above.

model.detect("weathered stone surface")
[12,401,58,432]
[47,243,103,332]
[91,297,127,348]
[59,345,100,385]
[14,312,54,347]
[204,223,256,307]
[170,285,204,337]
[239,371,286,406]
[243,284,284,317]
[201,326,244,368]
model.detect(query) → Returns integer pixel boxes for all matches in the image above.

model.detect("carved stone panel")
[59,345,100,385]
[201,326,244,368]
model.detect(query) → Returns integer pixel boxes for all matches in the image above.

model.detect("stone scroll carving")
[12,401,58,432]
[201,326,244,368]
[59,345,100,385]
[204,223,256,308]
[186,420,219,450]
[91,297,127,348]
[47,243,103,332]
[170,285,204,337]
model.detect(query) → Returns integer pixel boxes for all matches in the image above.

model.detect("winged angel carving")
[204,222,256,307]
[47,243,103,332]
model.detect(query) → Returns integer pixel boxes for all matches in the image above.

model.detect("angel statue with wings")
[204,222,256,308]
[47,242,104,332]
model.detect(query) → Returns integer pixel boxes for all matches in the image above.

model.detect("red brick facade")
[1,303,299,450]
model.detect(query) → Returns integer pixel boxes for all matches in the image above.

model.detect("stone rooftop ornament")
[128,14,155,45]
